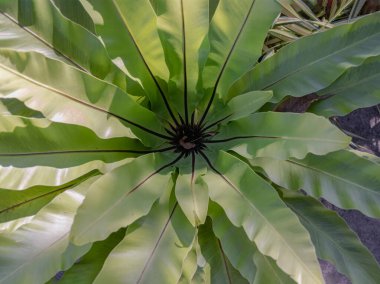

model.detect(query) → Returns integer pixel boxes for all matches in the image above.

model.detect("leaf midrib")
[136,203,178,284]
[0,12,87,73]
[262,31,380,90]
[212,166,321,283]
[286,158,380,197]
[318,72,380,96]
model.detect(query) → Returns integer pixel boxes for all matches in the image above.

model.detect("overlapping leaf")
[71,153,178,245]
[217,112,350,160]
[280,189,380,284]
[0,0,125,87]
[310,55,380,116]
[253,150,380,218]
[230,12,380,102]
[203,151,323,284]
[0,177,96,284]
[93,190,195,284]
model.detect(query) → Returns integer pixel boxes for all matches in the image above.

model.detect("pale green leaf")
[208,91,273,123]
[0,159,126,191]
[253,250,296,284]
[218,112,350,160]
[253,150,380,218]
[0,177,97,284]
[230,12,380,102]
[310,55,380,116]
[203,151,323,284]
[86,0,170,112]
[0,49,166,144]
[52,0,96,33]
[198,218,249,284]
[209,202,256,283]
[0,216,33,233]
[202,0,282,101]
[93,191,195,284]
[150,0,209,116]
[176,159,209,226]
[280,189,380,284]
[0,171,96,223]
[0,116,143,168]
[71,153,178,245]
[0,0,125,88]
[49,228,126,284]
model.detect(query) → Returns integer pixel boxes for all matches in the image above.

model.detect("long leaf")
[198,217,249,284]
[253,250,296,284]
[0,116,144,168]
[0,216,33,233]
[201,0,281,103]
[204,151,323,283]
[0,177,97,284]
[0,49,167,144]
[280,189,380,284]
[252,149,380,218]
[49,228,127,284]
[0,159,125,191]
[71,153,179,245]
[310,55,380,116]
[86,0,171,114]
[0,0,125,88]
[202,151,323,284]
[93,190,195,284]
[230,12,380,102]
[209,202,256,283]
[209,201,296,284]
[214,112,350,160]
[150,0,209,118]
[176,155,209,226]
[52,0,96,33]
[0,171,97,223]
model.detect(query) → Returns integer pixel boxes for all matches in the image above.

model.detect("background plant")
[0,0,379,284]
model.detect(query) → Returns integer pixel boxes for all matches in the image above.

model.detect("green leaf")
[86,0,170,111]
[218,112,350,160]
[0,171,97,223]
[178,239,199,284]
[0,0,125,87]
[253,150,380,218]
[0,13,67,62]
[0,177,96,284]
[209,202,256,283]
[150,0,209,115]
[280,189,380,284]
[253,250,296,284]
[0,116,143,168]
[210,200,296,284]
[198,218,249,284]
[71,153,177,245]
[203,151,323,284]
[0,49,166,144]
[202,0,282,100]
[93,190,195,284]
[50,228,127,284]
[52,0,96,33]
[0,216,33,233]
[0,98,43,118]
[176,159,209,226]
[0,159,123,191]
[208,91,273,123]
[310,55,380,116]
[230,12,380,102]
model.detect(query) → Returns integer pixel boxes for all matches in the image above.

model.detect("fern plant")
[0,0,379,283]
